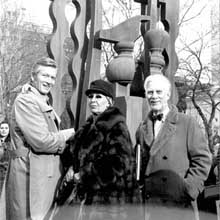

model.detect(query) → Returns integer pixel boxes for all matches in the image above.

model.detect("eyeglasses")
[88,94,103,99]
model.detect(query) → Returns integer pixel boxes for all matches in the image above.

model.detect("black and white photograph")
[0,0,219,220]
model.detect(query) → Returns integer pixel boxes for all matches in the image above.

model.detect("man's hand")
[21,83,31,93]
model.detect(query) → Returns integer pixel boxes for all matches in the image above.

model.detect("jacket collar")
[28,85,49,103]
[87,106,125,131]
[22,84,61,128]
[142,105,179,155]
[28,85,53,112]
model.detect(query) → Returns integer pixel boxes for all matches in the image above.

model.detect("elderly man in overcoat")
[2,57,75,220]
[136,74,212,219]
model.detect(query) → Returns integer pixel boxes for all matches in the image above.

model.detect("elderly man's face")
[145,79,170,113]
[31,66,57,95]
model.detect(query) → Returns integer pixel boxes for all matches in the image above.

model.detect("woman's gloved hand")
[64,166,80,184]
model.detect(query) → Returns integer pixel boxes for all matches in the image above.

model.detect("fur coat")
[69,106,134,204]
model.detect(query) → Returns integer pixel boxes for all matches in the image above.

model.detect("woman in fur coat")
[55,79,135,220]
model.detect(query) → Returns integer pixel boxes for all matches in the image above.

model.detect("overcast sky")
[19,0,213,30]
[20,0,52,27]
[20,0,76,29]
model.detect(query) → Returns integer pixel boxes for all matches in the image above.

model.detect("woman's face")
[88,93,111,115]
[0,123,9,138]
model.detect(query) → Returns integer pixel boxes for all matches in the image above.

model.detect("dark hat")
[85,79,115,99]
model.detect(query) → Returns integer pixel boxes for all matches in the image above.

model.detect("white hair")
[144,74,171,93]
[106,96,114,107]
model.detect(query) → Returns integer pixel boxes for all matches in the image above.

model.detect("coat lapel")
[141,118,154,146]
[150,108,178,156]
[30,86,61,130]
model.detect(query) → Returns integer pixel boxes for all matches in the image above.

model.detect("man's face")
[31,66,57,95]
[88,93,110,115]
[0,123,9,138]
[145,79,170,113]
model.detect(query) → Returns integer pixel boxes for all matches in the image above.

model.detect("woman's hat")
[85,80,115,99]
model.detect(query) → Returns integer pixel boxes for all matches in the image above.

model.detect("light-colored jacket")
[4,86,68,220]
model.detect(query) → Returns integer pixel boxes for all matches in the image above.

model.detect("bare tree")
[178,0,208,27]
[176,1,220,153]
[0,0,50,119]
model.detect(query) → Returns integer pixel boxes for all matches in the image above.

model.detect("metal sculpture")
[47,0,179,138]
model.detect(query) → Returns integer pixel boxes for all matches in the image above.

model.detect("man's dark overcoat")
[136,105,212,204]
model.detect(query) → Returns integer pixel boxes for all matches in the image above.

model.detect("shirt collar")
[161,107,169,122]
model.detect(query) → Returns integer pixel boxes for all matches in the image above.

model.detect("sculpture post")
[47,0,180,137]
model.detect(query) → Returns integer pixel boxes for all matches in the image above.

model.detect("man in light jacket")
[136,74,212,220]
[4,57,75,220]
